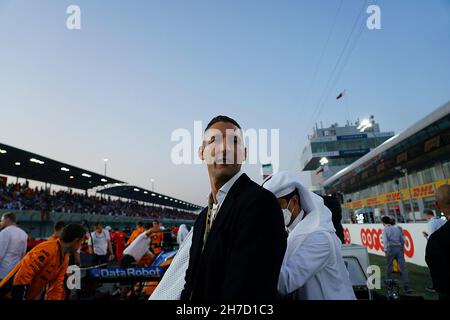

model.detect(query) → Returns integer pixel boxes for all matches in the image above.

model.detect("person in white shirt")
[423,209,446,240]
[120,225,156,268]
[0,212,28,280]
[88,223,113,266]
[262,171,356,300]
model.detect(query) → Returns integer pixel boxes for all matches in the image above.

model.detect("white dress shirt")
[208,170,243,227]
[0,225,28,279]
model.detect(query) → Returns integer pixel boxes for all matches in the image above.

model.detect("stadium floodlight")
[319,157,329,166]
[70,176,74,179]
[101,178,107,182]
[151,193,156,196]
[61,167,70,172]
[164,196,168,200]
[357,118,373,132]
[0,149,7,154]
[170,198,173,201]
[133,188,140,192]
[30,158,45,165]
[175,200,178,203]
[158,195,162,198]
[82,173,92,178]
[144,191,148,194]
[150,178,155,191]
[15,162,21,166]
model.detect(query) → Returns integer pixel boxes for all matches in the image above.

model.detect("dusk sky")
[1,0,449,206]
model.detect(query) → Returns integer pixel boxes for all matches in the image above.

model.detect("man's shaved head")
[436,184,450,219]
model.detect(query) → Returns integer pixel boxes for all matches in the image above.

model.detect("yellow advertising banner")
[343,179,449,209]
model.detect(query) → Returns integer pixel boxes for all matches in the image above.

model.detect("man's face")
[278,195,301,224]
[71,238,84,253]
[199,121,246,182]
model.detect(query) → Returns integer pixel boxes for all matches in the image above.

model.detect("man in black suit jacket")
[425,184,450,300]
[181,115,287,301]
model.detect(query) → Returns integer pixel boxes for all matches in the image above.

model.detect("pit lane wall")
[342,223,429,267]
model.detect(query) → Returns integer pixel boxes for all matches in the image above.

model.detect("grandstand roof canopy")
[0,142,124,190]
[323,101,450,193]
[98,185,202,211]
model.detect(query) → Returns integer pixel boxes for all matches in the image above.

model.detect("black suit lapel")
[204,174,250,246]
[182,173,251,300]
[191,206,208,259]
[181,206,207,300]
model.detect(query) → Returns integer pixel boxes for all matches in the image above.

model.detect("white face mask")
[282,199,292,226]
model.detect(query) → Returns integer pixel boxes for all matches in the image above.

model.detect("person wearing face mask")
[263,171,355,300]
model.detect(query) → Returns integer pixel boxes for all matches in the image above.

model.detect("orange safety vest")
[0,239,69,300]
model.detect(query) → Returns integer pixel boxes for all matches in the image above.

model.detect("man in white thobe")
[263,171,356,300]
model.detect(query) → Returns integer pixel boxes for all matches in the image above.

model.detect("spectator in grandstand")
[126,221,145,246]
[0,224,85,300]
[181,115,286,301]
[176,224,189,245]
[0,182,197,220]
[263,171,355,300]
[426,184,450,300]
[88,223,113,266]
[423,209,446,240]
[0,213,28,281]
[111,227,127,262]
[381,216,412,294]
[48,220,67,241]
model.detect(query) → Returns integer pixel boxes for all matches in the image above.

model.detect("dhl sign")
[411,184,434,198]
[344,179,449,209]
[383,191,401,203]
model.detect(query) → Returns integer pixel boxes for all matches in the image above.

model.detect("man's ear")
[198,145,204,161]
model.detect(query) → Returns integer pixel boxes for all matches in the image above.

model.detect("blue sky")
[1,0,449,205]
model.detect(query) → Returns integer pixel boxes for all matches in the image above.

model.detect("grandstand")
[0,142,201,237]
[323,100,450,224]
